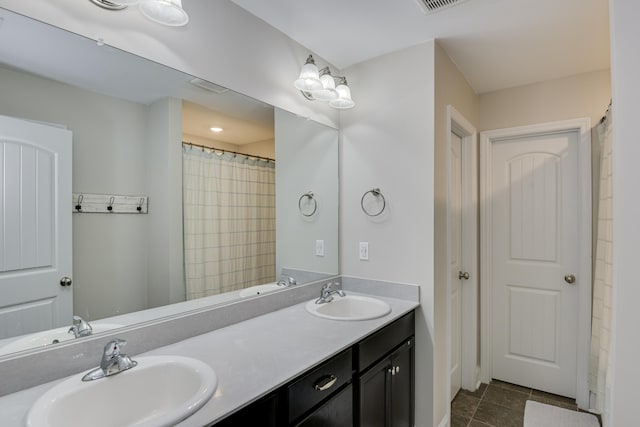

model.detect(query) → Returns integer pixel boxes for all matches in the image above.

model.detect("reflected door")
[0,115,72,339]
[490,130,579,398]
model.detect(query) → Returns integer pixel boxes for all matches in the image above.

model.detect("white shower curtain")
[182,145,276,300]
[589,105,613,419]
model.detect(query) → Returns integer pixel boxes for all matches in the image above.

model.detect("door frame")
[479,118,592,408]
[446,105,479,405]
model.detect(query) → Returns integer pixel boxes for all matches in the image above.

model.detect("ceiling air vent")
[189,78,229,94]
[415,0,471,14]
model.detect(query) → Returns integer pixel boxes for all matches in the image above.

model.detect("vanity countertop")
[0,291,418,426]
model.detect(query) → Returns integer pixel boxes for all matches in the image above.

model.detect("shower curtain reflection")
[182,145,276,299]
[589,103,613,421]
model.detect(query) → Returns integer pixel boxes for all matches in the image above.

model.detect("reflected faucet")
[277,274,297,287]
[82,338,137,381]
[68,315,93,338]
[315,282,345,304]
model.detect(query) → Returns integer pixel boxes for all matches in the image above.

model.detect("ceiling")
[182,101,274,145]
[230,0,610,94]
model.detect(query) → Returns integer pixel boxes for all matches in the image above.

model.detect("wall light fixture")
[89,0,189,27]
[294,55,355,109]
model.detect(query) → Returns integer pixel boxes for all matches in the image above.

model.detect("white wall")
[146,97,184,307]
[479,70,611,131]
[609,1,640,425]
[0,66,151,320]
[275,109,339,278]
[342,42,435,427]
[433,41,480,426]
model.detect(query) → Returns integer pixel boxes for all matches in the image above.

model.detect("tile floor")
[451,380,597,427]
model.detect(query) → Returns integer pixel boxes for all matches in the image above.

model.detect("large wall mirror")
[0,8,339,358]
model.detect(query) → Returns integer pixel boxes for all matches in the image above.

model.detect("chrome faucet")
[315,282,346,304]
[68,315,93,338]
[277,274,297,287]
[82,338,137,381]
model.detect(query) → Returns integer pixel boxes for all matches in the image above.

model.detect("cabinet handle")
[388,366,401,376]
[314,374,338,391]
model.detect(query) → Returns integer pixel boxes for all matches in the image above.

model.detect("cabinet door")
[295,384,353,427]
[390,338,414,427]
[359,357,391,427]
[212,393,279,427]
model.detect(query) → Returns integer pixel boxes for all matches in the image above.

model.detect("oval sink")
[305,294,391,321]
[26,355,217,427]
[0,323,123,356]
[239,282,282,297]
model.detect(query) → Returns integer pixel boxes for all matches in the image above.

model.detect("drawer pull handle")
[314,374,338,391]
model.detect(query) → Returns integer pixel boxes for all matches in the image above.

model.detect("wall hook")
[107,196,115,212]
[137,198,144,212]
[75,194,84,212]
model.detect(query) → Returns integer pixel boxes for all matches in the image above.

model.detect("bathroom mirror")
[0,8,339,357]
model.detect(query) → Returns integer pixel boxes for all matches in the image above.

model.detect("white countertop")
[0,292,418,426]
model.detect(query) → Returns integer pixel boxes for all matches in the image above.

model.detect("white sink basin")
[0,323,123,356]
[26,355,217,427]
[305,294,391,321]
[239,282,282,297]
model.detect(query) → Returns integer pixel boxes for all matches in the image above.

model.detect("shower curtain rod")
[182,141,275,162]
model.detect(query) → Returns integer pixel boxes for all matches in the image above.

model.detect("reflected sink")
[305,294,391,321]
[26,355,218,427]
[0,323,123,356]
[239,282,283,297]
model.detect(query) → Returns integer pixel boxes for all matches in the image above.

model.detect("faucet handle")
[104,338,126,357]
[277,274,297,287]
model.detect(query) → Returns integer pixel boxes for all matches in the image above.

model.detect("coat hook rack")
[72,193,148,214]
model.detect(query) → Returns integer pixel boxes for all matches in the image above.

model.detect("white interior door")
[0,115,72,340]
[490,130,579,398]
[450,131,463,399]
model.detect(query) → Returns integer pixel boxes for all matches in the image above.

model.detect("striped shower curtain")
[589,105,613,421]
[182,145,276,299]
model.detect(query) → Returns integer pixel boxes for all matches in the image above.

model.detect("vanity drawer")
[287,348,353,422]
[357,311,415,371]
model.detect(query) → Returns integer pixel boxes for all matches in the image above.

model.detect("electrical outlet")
[359,242,369,261]
[315,240,325,257]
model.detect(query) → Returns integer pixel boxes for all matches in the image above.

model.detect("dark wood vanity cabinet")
[356,311,415,427]
[211,311,415,427]
[358,338,414,427]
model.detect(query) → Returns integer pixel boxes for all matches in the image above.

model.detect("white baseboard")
[436,414,449,427]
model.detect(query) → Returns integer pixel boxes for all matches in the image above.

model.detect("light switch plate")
[315,240,325,257]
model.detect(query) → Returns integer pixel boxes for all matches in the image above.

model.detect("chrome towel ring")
[298,191,318,217]
[361,188,386,217]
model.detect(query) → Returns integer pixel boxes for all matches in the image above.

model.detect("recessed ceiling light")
[210,127,223,133]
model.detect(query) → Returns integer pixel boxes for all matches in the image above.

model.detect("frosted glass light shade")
[312,73,339,101]
[139,0,189,26]
[294,62,322,92]
[329,83,355,109]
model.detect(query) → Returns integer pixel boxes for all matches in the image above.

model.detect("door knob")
[564,274,576,284]
[458,271,470,280]
[60,277,72,287]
